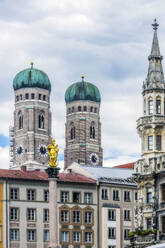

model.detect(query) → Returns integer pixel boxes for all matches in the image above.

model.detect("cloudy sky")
[0,0,165,169]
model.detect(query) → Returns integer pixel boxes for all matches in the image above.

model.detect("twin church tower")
[11,63,103,170]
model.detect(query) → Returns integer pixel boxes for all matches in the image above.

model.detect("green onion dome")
[65,76,101,103]
[13,63,51,92]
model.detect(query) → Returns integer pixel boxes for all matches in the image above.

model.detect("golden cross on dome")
[81,74,85,81]
[30,61,34,69]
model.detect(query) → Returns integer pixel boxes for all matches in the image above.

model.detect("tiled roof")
[113,162,135,169]
[0,169,96,184]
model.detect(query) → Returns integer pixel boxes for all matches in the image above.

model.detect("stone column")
[46,167,60,248]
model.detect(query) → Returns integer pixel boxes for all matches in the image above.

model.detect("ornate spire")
[144,19,164,88]
[150,19,161,58]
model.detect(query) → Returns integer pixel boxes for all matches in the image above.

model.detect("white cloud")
[0,146,9,169]
[0,0,164,169]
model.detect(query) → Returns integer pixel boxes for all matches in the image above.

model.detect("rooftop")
[113,162,135,169]
[0,169,96,184]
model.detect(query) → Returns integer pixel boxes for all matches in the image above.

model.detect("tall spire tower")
[138,19,165,160]
[135,20,165,234]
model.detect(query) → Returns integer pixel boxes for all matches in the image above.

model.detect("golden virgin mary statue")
[47,139,59,167]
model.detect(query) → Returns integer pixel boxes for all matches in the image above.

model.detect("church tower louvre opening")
[11,62,52,171]
[64,75,103,169]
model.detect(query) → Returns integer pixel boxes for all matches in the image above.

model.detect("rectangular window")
[84,193,92,204]
[10,188,19,200]
[44,230,49,242]
[162,216,165,233]
[108,246,116,248]
[108,228,116,239]
[44,209,49,222]
[73,211,80,223]
[27,189,36,201]
[147,188,152,203]
[31,93,35,99]
[61,231,69,242]
[44,190,49,202]
[148,136,153,150]
[124,210,131,221]
[162,184,165,201]
[10,208,19,221]
[101,189,108,200]
[156,135,161,150]
[61,191,69,203]
[43,95,46,101]
[147,218,152,229]
[156,100,161,114]
[73,232,80,242]
[124,229,130,240]
[113,190,120,201]
[38,94,41,100]
[10,229,19,241]
[135,192,138,201]
[108,209,116,221]
[73,192,81,203]
[27,229,36,241]
[27,209,36,221]
[61,210,69,223]
[148,100,153,114]
[85,212,92,224]
[85,232,92,243]
[124,191,131,202]
[25,93,29,99]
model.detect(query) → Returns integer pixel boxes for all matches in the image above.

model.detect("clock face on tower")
[16,145,23,156]
[90,153,99,165]
[38,144,47,157]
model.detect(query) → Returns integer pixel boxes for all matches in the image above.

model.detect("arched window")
[84,106,87,112]
[148,97,153,115]
[156,96,161,114]
[39,114,44,129]
[78,106,81,112]
[90,122,95,139]
[18,111,23,129]
[70,123,75,140]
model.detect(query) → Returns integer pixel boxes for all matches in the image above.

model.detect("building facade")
[68,163,137,248]
[64,76,103,169]
[0,168,98,248]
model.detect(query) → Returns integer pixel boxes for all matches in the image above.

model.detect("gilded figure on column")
[47,139,59,167]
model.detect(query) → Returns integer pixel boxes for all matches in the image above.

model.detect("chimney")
[21,165,27,172]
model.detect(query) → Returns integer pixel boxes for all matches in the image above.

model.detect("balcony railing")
[137,115,165,128]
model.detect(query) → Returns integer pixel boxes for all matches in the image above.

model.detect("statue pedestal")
[46,167,60,248]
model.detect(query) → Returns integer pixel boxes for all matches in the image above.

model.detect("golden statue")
[47,139,59,167]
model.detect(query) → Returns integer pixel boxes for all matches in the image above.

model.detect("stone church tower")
[64,76,103,169]
[11,63,52,170]
[135,20,165,235]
